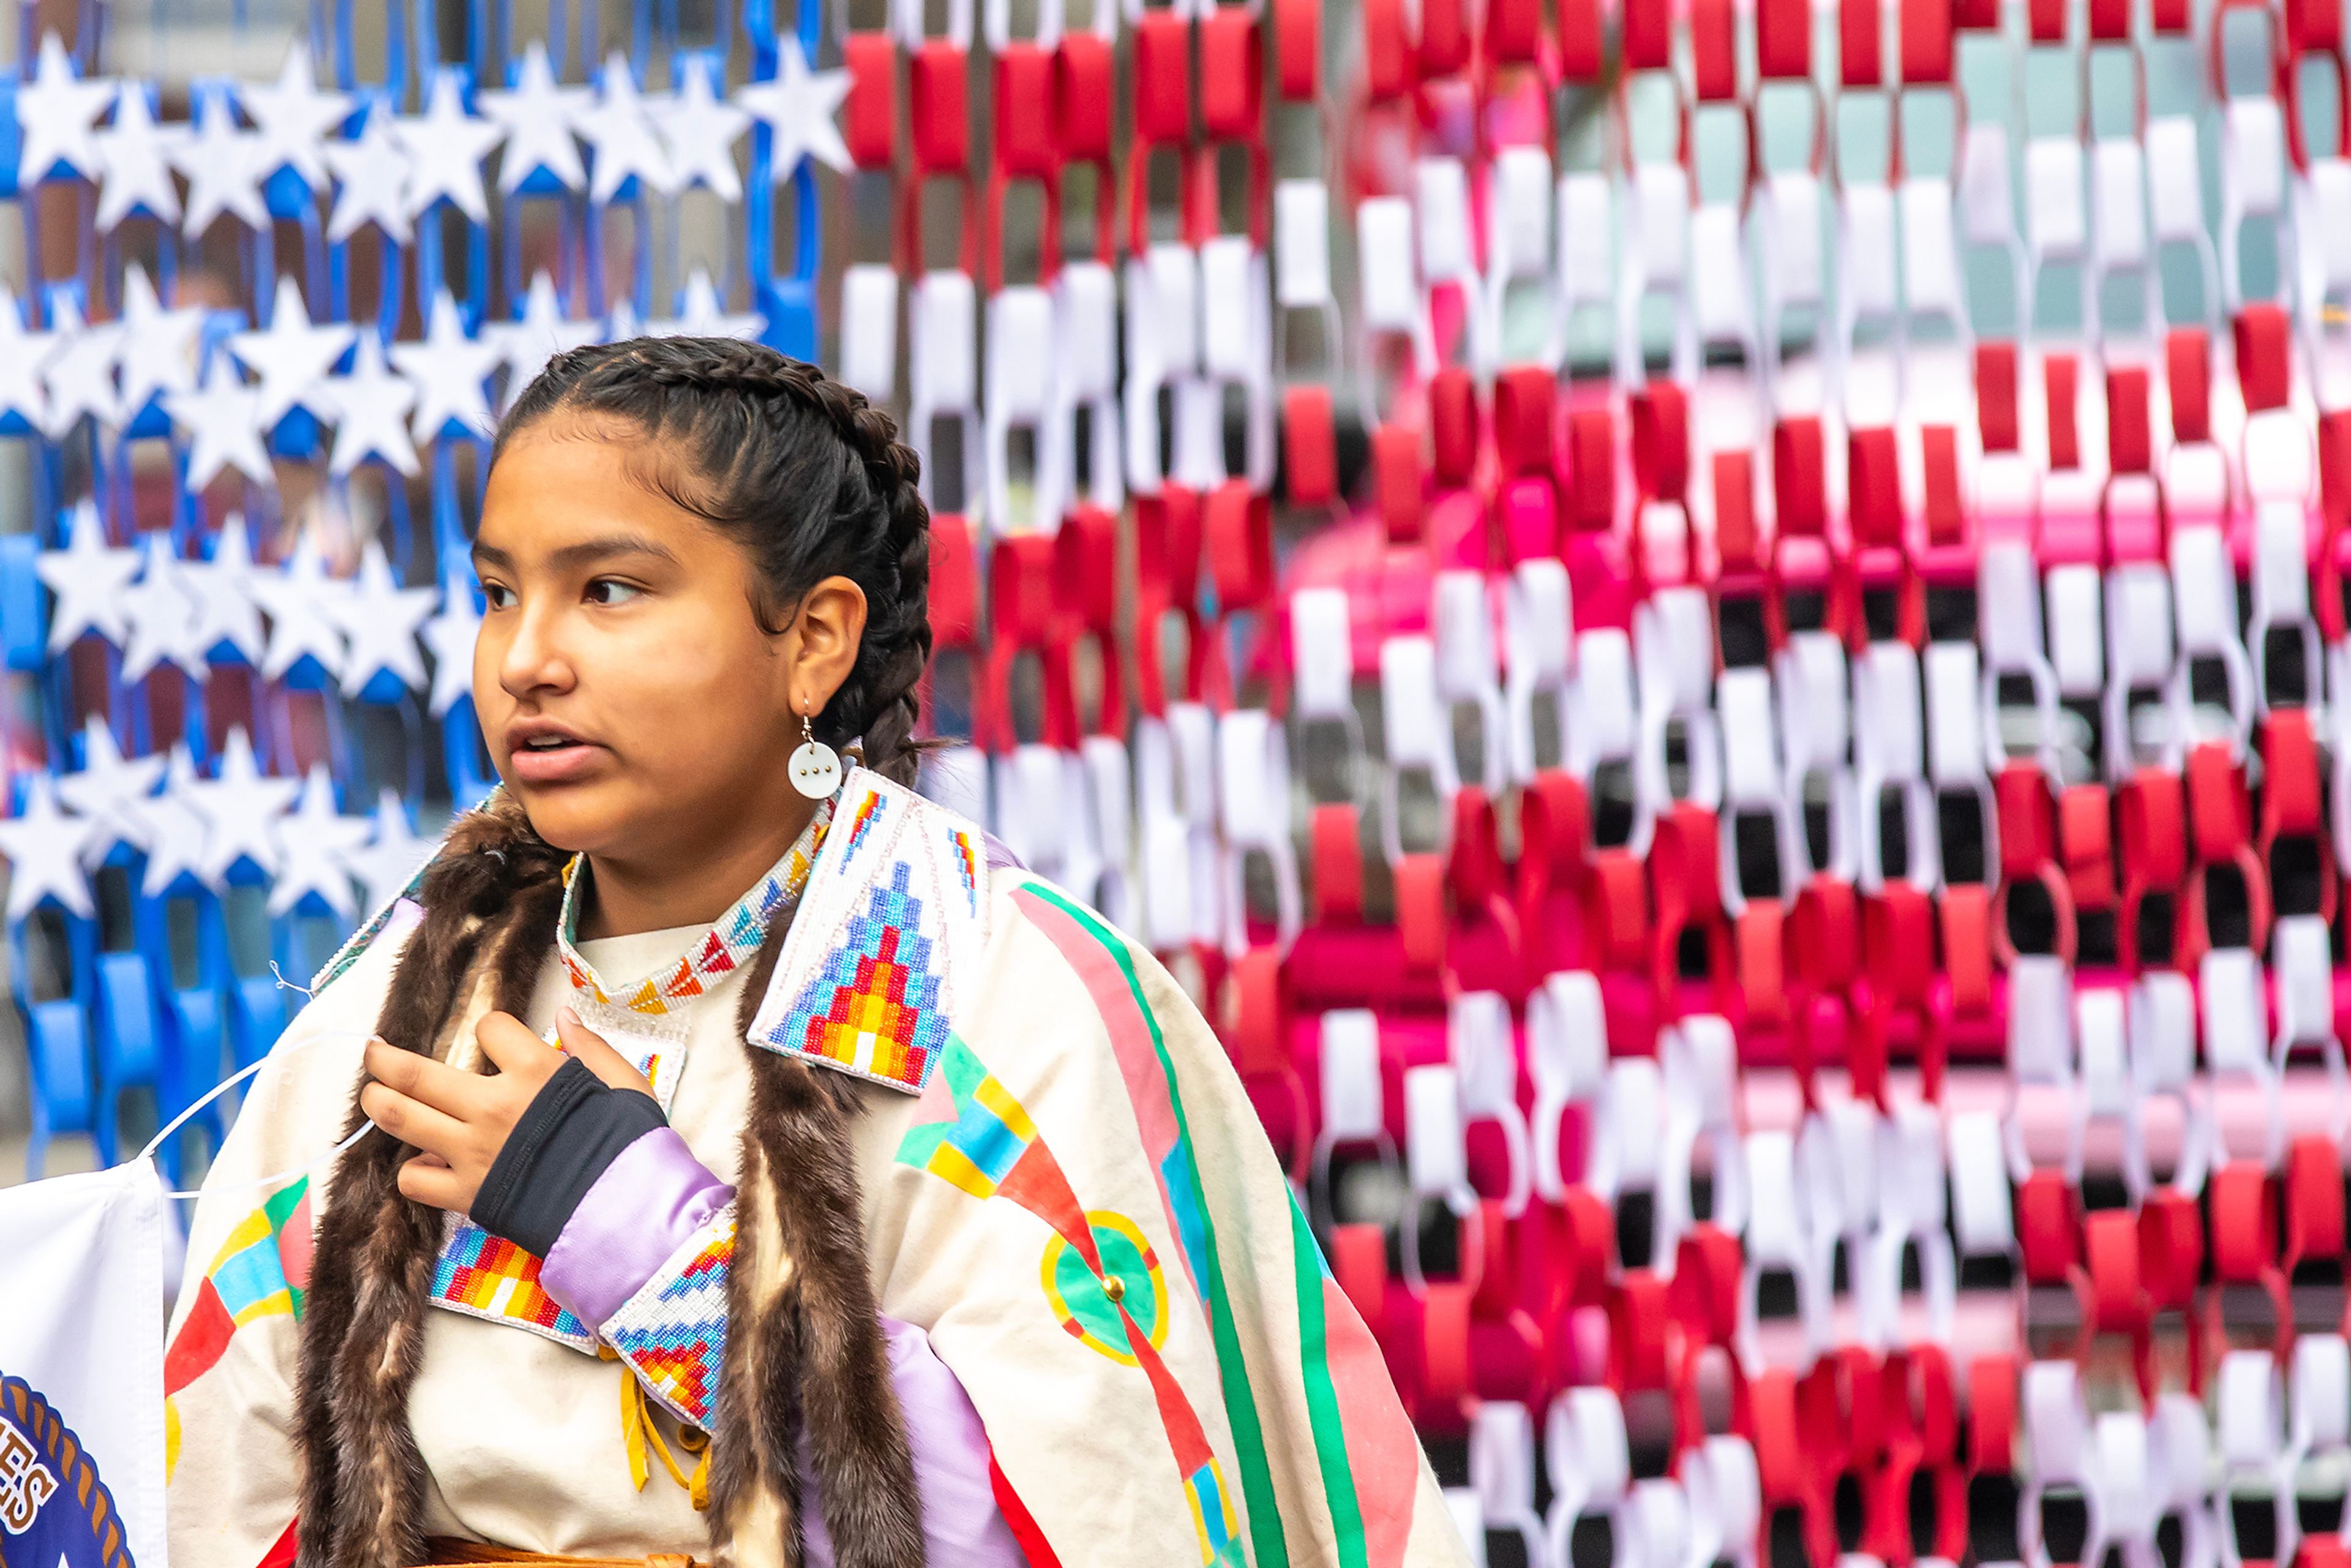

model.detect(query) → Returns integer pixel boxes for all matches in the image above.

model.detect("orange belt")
[421,1538,703,1568]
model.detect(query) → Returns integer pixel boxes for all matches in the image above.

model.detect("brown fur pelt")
[291,793,923,1568]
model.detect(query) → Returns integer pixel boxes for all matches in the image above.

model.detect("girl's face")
[471,423,808,863]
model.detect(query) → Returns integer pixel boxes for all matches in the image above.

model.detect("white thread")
[138,1026,382,1201]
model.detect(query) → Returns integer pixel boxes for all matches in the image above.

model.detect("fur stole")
[291,794,924,1568]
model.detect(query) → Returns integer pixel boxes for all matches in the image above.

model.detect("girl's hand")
[359,1007,653,1216]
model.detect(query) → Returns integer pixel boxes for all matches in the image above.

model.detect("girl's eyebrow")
[471,533,682,574]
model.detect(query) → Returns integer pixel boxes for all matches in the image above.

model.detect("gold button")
[1102,1274,1126,1303]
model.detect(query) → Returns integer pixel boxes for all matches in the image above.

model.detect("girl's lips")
[507,740,608,785]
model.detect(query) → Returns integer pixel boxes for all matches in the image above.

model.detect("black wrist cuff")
[470,1055,668,1257]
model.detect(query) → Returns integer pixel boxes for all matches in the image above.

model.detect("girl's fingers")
[365,1038,495,1121]
[556,1007,655,1097]
[474,1010,564,1082]
[396,1155,474,1215]
[360,1079,477,1168]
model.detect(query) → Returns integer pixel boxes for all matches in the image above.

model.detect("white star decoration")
[397,69,505,226]
[419,565,481,717]
[496,271,599,411]
[247,530,350,683]
[118,263,205,422]
[323,97,414,244]
[56,716,165,867]
[231,275,356,433]
[392,288,501,442]
[654,54,749,203]
[0,773,99,920]
[650,269,763,340]
[0,290,61,432]
[184,513,269,666]
[138,745,212,896]
[268,766,371,918]
[736,37,852,185]
[173,86,271,236]
[329,540,437,696]
[93,80,183,231]
[481,39,588,193]
[0,39,974,937]
[119,533,209,685]
[343,788,437,912]
[165,350,274,490]
[39,293,124,438]
[36,500,142,653]
[324,330,419,475]
[15,34,114,187]
[184,726,299,885]
[240,47,352,192]
[580,51,675,205]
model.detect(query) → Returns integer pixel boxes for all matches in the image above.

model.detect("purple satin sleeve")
[801,1319,1027,1568]
[538,1127,733,1330]
[543,1136,1025,1562]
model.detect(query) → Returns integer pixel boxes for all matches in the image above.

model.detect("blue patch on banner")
[0,1372,135,1568]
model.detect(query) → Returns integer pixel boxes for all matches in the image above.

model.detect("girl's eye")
[584,579,642,606]
[482,583,517,610]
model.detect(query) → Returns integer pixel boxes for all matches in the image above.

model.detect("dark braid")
[493,336,933,787]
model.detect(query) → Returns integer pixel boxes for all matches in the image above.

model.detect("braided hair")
[493,336,932,787]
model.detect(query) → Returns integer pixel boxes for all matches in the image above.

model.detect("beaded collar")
[553,789,837,1108]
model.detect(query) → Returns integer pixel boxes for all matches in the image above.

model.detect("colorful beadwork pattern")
[557,795,834,1016]
[763,863,950,1090]
[948,827,981,917]
[747,770,991,1096]
[429,1223,592,1348]
[841,789,887,861]
[606,1210,737,1427]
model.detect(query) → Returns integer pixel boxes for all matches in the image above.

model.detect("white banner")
[0,1160,169,1568]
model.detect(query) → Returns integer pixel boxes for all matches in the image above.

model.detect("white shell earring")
[789,707,842,800]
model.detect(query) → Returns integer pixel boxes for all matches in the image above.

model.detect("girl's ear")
[786,574,871,717]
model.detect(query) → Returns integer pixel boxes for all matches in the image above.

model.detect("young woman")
[164,338,1464,1568]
